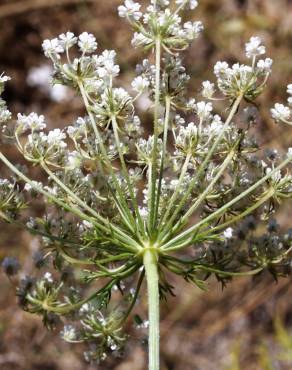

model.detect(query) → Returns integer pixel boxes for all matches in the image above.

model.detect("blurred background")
[0,0,292,369]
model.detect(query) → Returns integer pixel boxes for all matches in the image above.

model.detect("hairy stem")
[144,248,160,370]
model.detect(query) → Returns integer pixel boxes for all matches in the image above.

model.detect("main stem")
[144,248,160,370]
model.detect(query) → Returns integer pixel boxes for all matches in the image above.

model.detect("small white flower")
[214,61,229,77]
[42,38,64,59]
[95,49,117,65]
[17,112,46,131]
[47,129,67,147]
[83,220,94,229]
[245,36,265,59]
[97,61,120,79]
[139,207,148,220]
[61,325,77,342]
[0,109,12,123]
[257,58,273,73]
[209,115,223,134]
[0,74,11,84]
[24,181,42,192]
[271,103,291,122]
[202,80,215,99]
[131,76,150,92]
[44,272,53,283]
[59,32,77,49]
[67,151,82,169]
[186,98,196,110]
[79,303,91,314]
[183,21,204,40]
[118,0,142,21]
[287,84,292,96]
[78,32,97,54]
[223,227,233,239]
[266,167,282,182]
[196,101,213,121]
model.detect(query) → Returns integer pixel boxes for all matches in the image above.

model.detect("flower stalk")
[143,248,160,370]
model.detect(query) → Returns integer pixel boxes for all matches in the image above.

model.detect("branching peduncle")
[159,94,243,241]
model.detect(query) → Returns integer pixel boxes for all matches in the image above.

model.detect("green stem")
[181,147,237,222]
[161,156,291,251]
[144,248,160,370]
[149,38,161,232]
[158,152,192,229]
[160,94,243,239]
[119,269,145,326]
[203,188,275,236]
[0,151,139,252]
[0,152,95,227]
[41,161,140,250]
[78,81,136,231]
[111,115,145,235]
[41,162,104,225]
[154,96,171,223]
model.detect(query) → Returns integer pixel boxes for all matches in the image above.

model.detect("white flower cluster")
[208,37,273,100]
[175,122,199,154]
[245,36,266,59]
[195,101,213,122]
[118,0,142,21]
[214,62,255,95]
[17,112,46,131]
[174,112,226,158]
[0,107,11,124]
[118,0,203,51]
[131,76,150,93]
[271,103,291,123]
[256,58,273,73]
[42,31,97,60]
[202,80,215,99]
[78,32,98,53]
[271,84,292,124]
[0,74,12,124]
[136,136,163,165]
[16,124,67,164]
